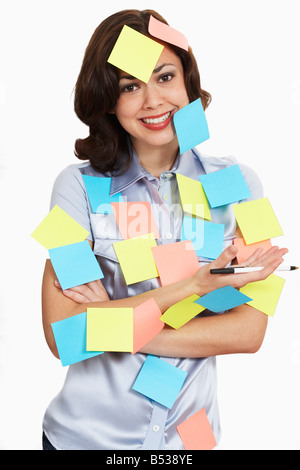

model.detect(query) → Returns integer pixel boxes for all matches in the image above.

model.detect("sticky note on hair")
[82,175,123,214]
[152,240,199,286]
[176,173,211,220]
[194,286,252,313]
[233,238,272,264]
[132,298,164,354]
[148,15,189,51]
[86,307,133,352]
[174,99,210,154]
[31,205,89,249]
[107,25,164,83]
[160,294,205,329]
[51,312,103,367]
[132,355,188,409]
[199,164,251,208]
[240,274,285,317]
[177,408,217,450]
[181,215,224,260]
[113,234,158,285]
[111,201,160,239]
[233,197,283,245]
[49,240,104,290]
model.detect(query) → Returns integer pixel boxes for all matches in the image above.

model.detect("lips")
[139,111,174,131]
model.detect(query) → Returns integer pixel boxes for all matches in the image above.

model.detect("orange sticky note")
[148,15,189,51]
[111,201,160,239]
[152,240,199,286]
[132,298,164,354]
[233,238,272,264]
[177,408,217,450]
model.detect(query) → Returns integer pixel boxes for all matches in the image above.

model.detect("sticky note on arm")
[239,274,285,317]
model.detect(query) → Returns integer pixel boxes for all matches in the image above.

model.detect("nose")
[142,84,164,111]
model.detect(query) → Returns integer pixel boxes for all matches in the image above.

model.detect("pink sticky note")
[111,201,160,239]
[132,298,164,354]
[152,240,199,286]
[148,15,189,51]
[177,408,217,450]
[233,238,272,264]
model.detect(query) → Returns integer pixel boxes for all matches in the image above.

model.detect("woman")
[41,9,287,450]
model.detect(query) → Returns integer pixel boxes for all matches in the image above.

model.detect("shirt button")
[163,193,168,201]
[165,232,173,239]
[153,425,160,432]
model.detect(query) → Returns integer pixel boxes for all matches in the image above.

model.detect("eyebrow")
[119,63,175,81]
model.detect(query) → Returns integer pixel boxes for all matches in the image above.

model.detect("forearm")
[140,304,268,358]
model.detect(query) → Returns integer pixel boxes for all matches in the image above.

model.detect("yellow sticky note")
[86,307,133,352]
[233,197,283,245]
[176,174,211,220]
[113,234,158,285]
[31,205,90,249]
[160,295,205,329]
[240,274,285,317]
[107,25,164,83]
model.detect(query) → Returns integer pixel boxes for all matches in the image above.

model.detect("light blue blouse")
[42,147,263,450]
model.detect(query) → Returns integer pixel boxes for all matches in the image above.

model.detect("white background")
[0,0,299,450]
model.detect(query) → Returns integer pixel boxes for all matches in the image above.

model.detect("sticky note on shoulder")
[31,205,89,249]
[233,197,283,244]
[82,175,123,214]
[174,99,209,154]
[132,355,188,409]
[107,25,164,83]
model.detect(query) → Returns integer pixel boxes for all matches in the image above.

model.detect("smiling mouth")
[141,111,171,125]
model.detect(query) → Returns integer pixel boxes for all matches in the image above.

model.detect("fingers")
[210,245,238,269]
[54,278,109,303]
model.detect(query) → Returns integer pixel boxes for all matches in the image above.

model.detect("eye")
[120,84,139,93]
[158,73,174,83]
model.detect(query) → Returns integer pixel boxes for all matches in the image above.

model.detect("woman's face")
[114,46,189,151]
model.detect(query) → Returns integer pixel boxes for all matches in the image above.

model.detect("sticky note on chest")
[107,25,164,83]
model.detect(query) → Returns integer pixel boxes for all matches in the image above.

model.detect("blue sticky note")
[51,312,103,367]
[132,355,188,409]
[195,286,252,313]
[82,175,123,214]
[181,215,225,260]
[173,98,209,154]
[199,164,251,208]
[49,240,104,290]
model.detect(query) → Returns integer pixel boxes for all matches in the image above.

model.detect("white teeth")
[142,112,171,124]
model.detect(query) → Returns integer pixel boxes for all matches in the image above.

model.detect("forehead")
[118,46,182,80]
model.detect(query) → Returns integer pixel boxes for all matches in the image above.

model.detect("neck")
[131,138,179,178]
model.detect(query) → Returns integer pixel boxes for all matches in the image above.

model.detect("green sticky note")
[31,205,89,249]
[233,197,283,245]
[160,295,205,329]
[240,274,285,317]
[86,307,133,352]
[176,173,211,220]
[107,25,164,83]
[113,234,158,285]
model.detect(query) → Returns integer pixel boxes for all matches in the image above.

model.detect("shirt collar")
[110,146,207,196]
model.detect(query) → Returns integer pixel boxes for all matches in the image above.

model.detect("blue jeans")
[42,432,57,450]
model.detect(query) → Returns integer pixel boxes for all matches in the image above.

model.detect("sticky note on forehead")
[148,15,189,51]
[107,25,164,83]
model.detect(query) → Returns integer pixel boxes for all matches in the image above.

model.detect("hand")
[54,279,110,303]
[192,244,289,296]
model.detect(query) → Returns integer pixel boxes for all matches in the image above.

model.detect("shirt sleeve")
[238,162,264,201]
[50,164,93,242]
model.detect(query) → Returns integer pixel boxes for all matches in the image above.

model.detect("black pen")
[210,265,299,274]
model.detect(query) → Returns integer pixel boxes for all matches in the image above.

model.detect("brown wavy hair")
[74,9,211,175]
